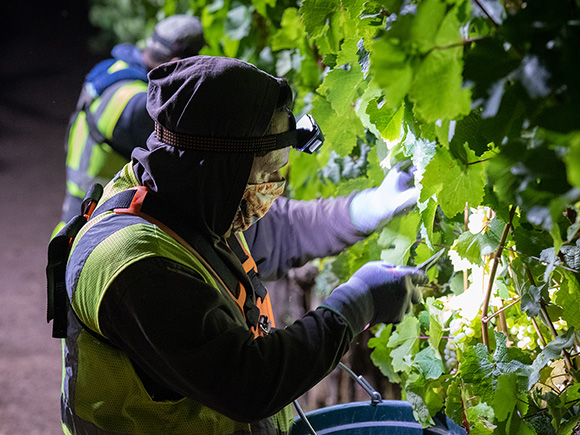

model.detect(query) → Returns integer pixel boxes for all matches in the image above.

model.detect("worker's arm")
[99,256,425,422]
[243,195,367,281]
[99,256,353,422]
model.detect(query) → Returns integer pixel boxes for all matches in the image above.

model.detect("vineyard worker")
[54,56,427,434]
[56,14,206,230]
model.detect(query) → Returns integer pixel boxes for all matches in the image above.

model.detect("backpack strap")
[46,184,103,338]
[93,187,263,329]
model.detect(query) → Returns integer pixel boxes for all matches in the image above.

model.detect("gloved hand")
[320,261,428,335]
[350,161,418,234]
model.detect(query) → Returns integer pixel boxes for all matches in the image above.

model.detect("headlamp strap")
[154,122,296,153]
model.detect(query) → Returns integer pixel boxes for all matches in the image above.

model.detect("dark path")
[0,2,101,433]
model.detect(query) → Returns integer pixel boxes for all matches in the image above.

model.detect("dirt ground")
[0,2,101,433]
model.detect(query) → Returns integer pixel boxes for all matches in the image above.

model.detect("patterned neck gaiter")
[231,180,286,233]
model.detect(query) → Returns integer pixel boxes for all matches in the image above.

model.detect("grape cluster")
[443,338,457,370]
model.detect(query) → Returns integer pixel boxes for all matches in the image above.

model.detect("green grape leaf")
[450,111,492,157]
[319,64,367,116]
[454,231,485,266]
[331,234,381,281]
[369,323,402,383]
[378,211,421,265]
[366,97,404,142]
[251,0,275,17]
[461,333,531,404]
[520,285,546,317]
[467,402,496,434]
[528,329,575,389]
[426,298,444,350]
[387,315,420,373]
[300,0,339,38]
[369,37,414,109]
[335,36,360,67]
[405,373,439,427]
[420,144,486,219]
[271,8,304,50]
[445,377,465,427]
[555,273,580,329]
[410,48,471,123]
[411,0,448,53]
[419,197,438,249]
[311,93,364,156]
[493,373,517,422]
[414,345,444,380]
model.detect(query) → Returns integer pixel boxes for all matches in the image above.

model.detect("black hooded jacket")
[97,57,367,423]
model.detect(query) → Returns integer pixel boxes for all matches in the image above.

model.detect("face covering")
[231,180,286,233]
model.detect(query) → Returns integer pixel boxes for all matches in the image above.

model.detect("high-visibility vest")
[61,162,293,435]
[64,59,148,214]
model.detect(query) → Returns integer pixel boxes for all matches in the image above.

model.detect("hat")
[146,15,206,59]
[147,56,293,153]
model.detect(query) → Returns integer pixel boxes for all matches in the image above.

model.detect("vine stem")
[473,0,500,28]
[482,206,516,351]
[432,37,486,52]
[482,297,521,323]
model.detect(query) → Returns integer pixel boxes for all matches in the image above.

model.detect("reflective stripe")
[66,112,88,171]
[107,60,128,74]
[67,180,86,199]
[98,81,147,138]
[65,79,146,202]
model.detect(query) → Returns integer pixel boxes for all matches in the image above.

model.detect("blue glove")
[320,261,428,335]
[350,162,418,233]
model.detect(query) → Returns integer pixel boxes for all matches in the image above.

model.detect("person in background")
[56,15,205,231]
[50,55,427,434]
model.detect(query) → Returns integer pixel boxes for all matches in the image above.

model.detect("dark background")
[1,1,102,433]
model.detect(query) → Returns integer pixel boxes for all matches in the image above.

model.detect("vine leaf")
[300,0,339,38]
[311,94,363,156]
[520,285,547,318]
[415,345,444,380]
[554,272,580,329]
[387,315,420,372]
[409,48,471,123]
[420,144,486,218]
[378,212,421,265]
[528,329,575,389]
[461,333,531,405]
[271,8,304,50]
[369,323,402,383]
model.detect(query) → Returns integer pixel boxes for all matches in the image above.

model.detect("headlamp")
[293,114,324,154]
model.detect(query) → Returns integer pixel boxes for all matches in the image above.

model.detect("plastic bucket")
[291,400,466,435]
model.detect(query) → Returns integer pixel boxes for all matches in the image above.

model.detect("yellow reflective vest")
[61,163,293,434]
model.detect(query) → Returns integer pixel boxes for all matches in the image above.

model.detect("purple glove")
[320,261,428,335]
[350,162,418,233]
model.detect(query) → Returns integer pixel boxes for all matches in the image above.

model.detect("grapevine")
[87,0,580,432]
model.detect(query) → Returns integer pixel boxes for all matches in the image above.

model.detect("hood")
[132,56,289,238]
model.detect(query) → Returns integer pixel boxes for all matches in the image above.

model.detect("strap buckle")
[258,315,271,335]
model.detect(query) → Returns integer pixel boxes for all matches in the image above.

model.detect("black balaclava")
[132,56,290,239]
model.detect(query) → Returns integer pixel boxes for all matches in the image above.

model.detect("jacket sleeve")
[99,256,352,423]
[243,195,367,281]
